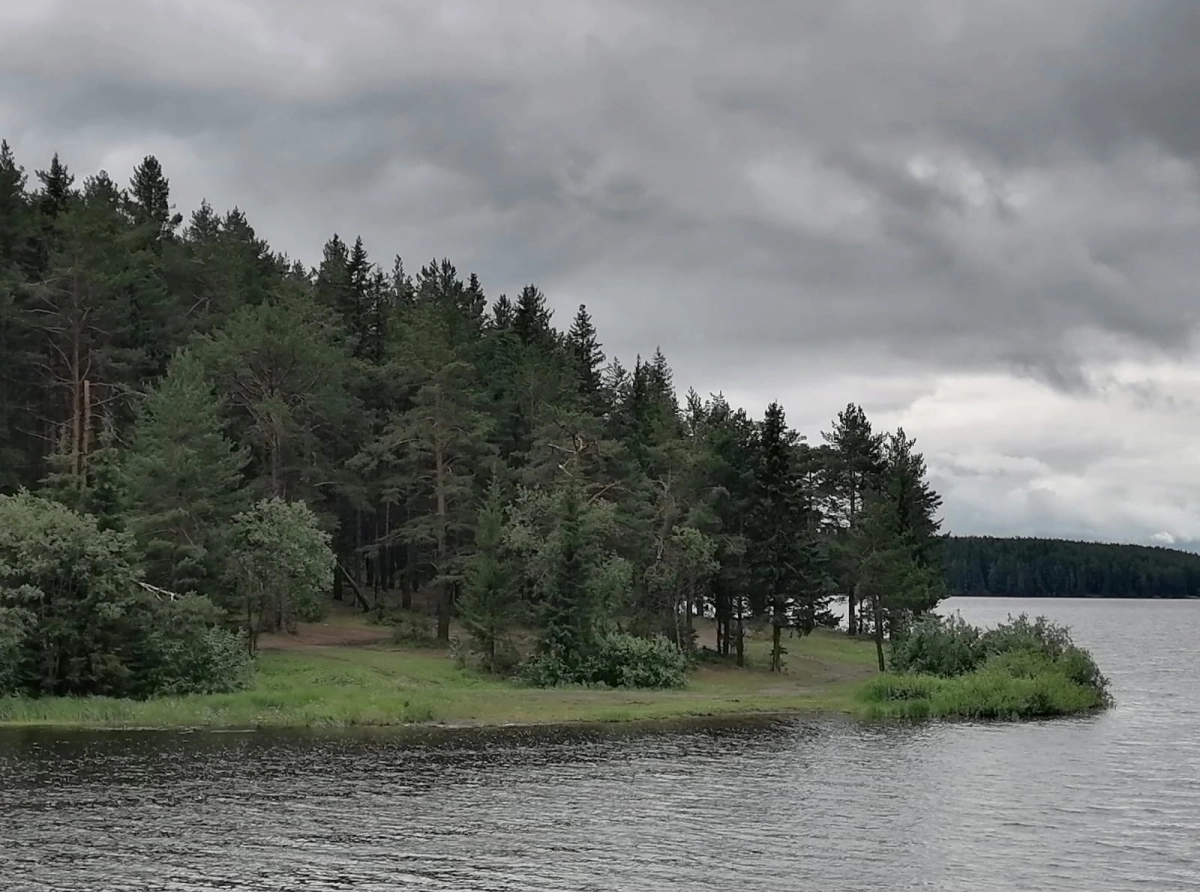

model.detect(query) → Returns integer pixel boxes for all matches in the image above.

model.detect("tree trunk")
[872,590,886,672]
[735,597,745,668]
[434,447,450,642]
[402,540,416,610]
[847,585,858,636]
[80,378,92,482]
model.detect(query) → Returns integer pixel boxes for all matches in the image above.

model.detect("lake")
[2,597,1198,891]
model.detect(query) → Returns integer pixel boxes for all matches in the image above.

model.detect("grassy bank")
[0,626,882,730]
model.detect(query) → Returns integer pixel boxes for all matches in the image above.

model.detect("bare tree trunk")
[847,586,858,637]
[872,589,886,672]
[735,596,745,668]
[434,447,450,642]
[81,378,92,482]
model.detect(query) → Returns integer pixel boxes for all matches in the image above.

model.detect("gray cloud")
[4,0,1200,541]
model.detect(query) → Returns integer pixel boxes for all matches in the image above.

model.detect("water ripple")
[2,598,1200,891]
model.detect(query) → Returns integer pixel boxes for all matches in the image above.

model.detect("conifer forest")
[0,145,949,697]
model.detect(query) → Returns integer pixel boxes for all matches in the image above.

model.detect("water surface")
[1,597,1198,891]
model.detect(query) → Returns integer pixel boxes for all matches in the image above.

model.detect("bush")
[590,633,689,689]
[135,595,253,696]
[889,612,1109,701]
[867,610,1112,719]
[391,612,437,647]
[889,613,981,677]
[859,673,942,703]
[0,605,33,696]
[521,632,690,689]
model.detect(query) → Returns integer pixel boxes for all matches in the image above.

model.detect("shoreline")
[0,628,880,733]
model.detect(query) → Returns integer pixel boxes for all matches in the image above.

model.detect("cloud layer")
[4,0,1200,545]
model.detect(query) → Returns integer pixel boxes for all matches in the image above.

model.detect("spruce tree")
[128,155,182,242]
[459,479,519,669]
[567,304,605,407]
[124,349,250,597]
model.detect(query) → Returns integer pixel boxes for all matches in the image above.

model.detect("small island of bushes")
[860,613,1111,719]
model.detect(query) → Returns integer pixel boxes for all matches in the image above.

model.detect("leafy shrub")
[888,613,981,677]
[522,632,689,689]
[889,612,1109,701]
[135,595,253,696]
[590,632,689,689]
[391,612,437,647]
[859,673,942,703]
[868,610,1111,719]
[932,667,1104,719]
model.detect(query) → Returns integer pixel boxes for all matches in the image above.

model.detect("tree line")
[945,536,1200,599]
[0,144,946,695]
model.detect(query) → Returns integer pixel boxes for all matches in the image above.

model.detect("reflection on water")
[2,598,1199,891]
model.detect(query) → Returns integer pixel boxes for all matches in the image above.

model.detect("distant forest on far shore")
[945,536,1200,599]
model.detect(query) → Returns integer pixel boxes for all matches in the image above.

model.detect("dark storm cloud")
[5,0,1200,391]
[5,3,1200,497]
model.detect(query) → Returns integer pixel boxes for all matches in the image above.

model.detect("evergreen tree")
[458,479,519,669]
[512,283,553,346]
[123,349,250,598]
[567,304,605,407]
[128,155,182,242]
[821,402,885,635]
[380,303,492,640]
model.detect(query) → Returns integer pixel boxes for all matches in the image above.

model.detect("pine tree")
[821,402,885,635]
[750,402,812,670]
[381,304,492,640]
[124,349,250,597]
[195,285,358,504]
[491,293,514,330]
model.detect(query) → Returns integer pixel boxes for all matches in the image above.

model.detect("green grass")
[856,667,1108,720]
[0,628,883,730]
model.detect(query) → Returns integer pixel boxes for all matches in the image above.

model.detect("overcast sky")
[4,0,1200,547]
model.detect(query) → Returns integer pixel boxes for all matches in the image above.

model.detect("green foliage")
[133,595,253,695]
[458,480,521,668]
[887,613,981,678]
[858,668,1104,719]
[889,612,1109,699]
[227,497,335,650]
[871,612,1111,719]
[589,632,690,689]
[123,348,250,598]
[0,492,250,698]
[522,632,689,689]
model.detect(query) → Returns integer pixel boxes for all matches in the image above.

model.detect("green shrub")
[521,632,689,689]
[135,595,253,695]
[888,612,1109,702]
[590,632,689,689]
[859,673,942,703]
[866,611,1111,719]
[888,613,981,677]
[391,612,437,647]
[931,667,1103,719]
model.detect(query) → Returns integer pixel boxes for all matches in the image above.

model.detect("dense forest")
[0,144,946,697]
[945,537,1200,599]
